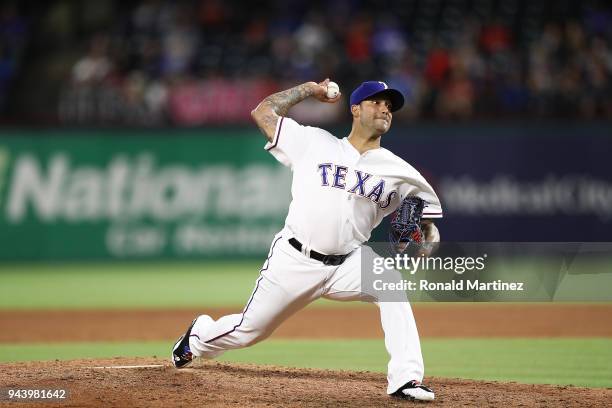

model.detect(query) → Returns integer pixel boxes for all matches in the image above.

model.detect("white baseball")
[326,81,340,99]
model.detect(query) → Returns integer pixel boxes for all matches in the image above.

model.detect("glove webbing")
[390,196,425,244]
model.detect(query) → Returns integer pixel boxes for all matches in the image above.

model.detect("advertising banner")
[0,123,610,261]
[0,131,291,260]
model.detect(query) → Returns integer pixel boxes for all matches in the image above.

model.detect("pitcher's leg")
[189,272,311,358]
[189,236,324,359]
[322,246,425,394]
[377,300,424,394]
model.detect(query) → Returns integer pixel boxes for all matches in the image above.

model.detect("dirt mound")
[1,358,610,407]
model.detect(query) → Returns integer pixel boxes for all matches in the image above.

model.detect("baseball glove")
[389,196,425,253]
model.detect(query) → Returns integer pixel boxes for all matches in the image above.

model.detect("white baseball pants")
[188,230,425,394]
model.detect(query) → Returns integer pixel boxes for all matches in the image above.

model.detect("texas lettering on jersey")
[318,163,397,209]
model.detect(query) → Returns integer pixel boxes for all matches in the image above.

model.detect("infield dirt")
[1,358,611,407]
[2,304,612,342]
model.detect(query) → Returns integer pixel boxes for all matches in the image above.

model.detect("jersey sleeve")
[264,117,313,168]
[394,163,444,219]
[398,178,443,219]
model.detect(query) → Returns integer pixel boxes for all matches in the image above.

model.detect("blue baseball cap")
[349,81,405,112]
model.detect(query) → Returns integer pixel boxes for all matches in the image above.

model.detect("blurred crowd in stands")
[2,0,612,125]
[0,4,27,114]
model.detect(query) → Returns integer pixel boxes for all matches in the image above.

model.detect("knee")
[239,330,270,347]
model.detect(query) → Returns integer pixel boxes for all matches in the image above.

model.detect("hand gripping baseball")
[310,79,342,103]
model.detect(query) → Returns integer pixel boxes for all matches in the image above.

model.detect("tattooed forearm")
[264,83,315,117]
[251,82,316,141]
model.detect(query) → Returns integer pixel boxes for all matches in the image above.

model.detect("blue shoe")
[172,318,197,368]
[392,380,435,401]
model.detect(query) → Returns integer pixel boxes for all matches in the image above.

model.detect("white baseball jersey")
[187,115,442,396]
[265,116,443,255]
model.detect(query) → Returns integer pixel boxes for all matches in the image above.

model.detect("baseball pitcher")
[172,79,443,401]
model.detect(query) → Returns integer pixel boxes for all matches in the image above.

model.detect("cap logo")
[378,81,388,89]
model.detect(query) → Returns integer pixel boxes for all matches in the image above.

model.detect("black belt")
[288,238,349,266]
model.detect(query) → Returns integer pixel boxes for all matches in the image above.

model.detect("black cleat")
[392,380,435,401]
[171,318,197,368]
